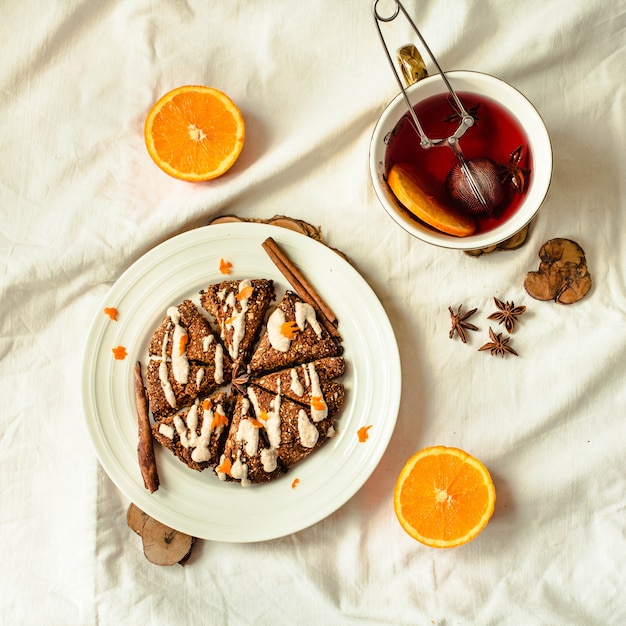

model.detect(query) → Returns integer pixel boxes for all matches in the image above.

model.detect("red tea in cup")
[384,91,532,235]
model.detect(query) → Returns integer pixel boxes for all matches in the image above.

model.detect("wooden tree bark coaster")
[127,503,195,566]
[464,222,531,257]
[208,214,349,261]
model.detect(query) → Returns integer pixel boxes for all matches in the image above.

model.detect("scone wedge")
[200,279,275,363]
[152,391,233,472]
[248,291,342,375]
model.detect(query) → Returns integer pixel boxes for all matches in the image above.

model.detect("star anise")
[487,297,526,333]
[478,327,518,357]
[498,144,530,194]
[231,360,250,395]
[448,305,479,343]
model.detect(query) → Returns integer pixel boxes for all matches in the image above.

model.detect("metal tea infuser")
[372,0,503,214]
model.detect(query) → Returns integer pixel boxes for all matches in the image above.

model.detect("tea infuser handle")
[372,1,430,147]
[372,0,488,210]
[396,44,428,87]
[372,0,475,148]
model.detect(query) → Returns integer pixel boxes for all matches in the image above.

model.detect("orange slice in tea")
[388,163,476,237]
[393,446,496,548]
[144,85,245,182]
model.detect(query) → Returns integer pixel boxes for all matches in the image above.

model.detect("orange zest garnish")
[291,478,300,489]
[216,457,232,476]
[179,334,189,356]
[258,410,269,422]
[144,85,245,182]
[280,321,300,339]
[393,446,496,548]
[249,417,264,429]
[211,411,229,430]
[112,346,127,360]
[357,425,373,442]
[311,395,326,411]
[225,315,237,325]
[202,399,211,411]
[219,258,233,275]
[237,285,254,301]
[103,307,118,321]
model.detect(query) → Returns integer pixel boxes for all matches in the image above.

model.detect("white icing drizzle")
[216,453,228,481]
[265,384,282,449]
[247,387,262,423]
[231,450,250,487]
[260,447,278,473]
[307,362,328,422]
[241,396,250,416]
[297,409,319,448]
[327,424,336,438]
[295,302,322,337]
[208,402,227,436]
[196,367,205,389]
[167,306,190,384]
[237,418,260,457]
[267,307,291,352]
[302,363,310,386]
[173,399,214,463]
[158,423,175,439]
[248,386,282,459]
[214,343,224,384]
[225,280,252,360]
[290,367,304,396]
[159,331,176,408]
[202,334,214,352]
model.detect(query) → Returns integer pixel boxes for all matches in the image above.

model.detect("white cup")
[369,70,552,251]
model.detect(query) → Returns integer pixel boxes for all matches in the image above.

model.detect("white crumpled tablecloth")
[2,1,625,624]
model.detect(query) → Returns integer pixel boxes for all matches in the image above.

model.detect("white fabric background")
[1,0,625,624]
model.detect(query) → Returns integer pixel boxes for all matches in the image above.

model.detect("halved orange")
[393,446,496,548]
[144,85,245,182]
[388,163,476,237]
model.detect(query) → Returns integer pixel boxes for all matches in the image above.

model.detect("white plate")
[81,222,401,542]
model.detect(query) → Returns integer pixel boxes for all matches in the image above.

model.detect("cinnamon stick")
[262,237,342,341]
[134,361,160,493]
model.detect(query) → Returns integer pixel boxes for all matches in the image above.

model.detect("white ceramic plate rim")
[81,222,401,542]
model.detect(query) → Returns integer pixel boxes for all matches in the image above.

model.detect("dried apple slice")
[524,238,592,304]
